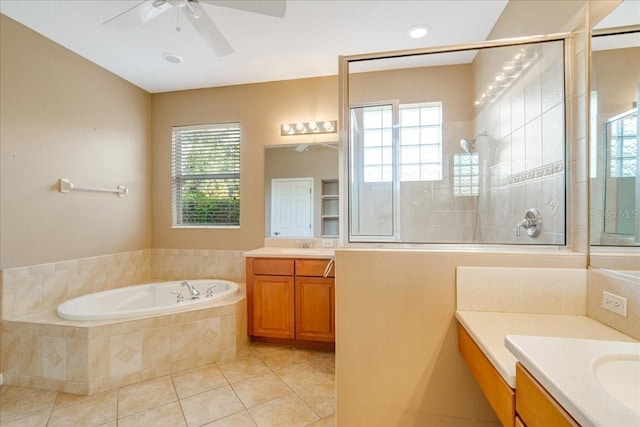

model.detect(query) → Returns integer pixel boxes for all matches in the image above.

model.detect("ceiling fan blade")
[198,0,286,18]
[185,2,234,56]
[102,0,171,28]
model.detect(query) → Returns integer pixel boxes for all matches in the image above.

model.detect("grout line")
[1,344,335,427]
[169,374,189,427]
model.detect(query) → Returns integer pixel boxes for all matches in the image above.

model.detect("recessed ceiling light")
[408,24,430,39]
[162,52,183,64]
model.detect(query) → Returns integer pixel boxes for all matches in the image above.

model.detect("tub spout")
[181,281,200,300]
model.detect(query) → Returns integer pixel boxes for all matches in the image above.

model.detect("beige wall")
[150,76,338,250]
[335,249,586,426]
[0,15,152,270]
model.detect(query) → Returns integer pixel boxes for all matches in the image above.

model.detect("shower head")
[460,138,474,154]
[460,131,488,153]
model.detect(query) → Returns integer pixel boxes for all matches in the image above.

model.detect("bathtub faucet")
[181,281,200,300]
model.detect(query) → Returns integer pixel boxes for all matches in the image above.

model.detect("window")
[172,123,240,227]
[361,102,442,183]
[399,103,442,181]
[453,153,479,196]
[607,109,637,178]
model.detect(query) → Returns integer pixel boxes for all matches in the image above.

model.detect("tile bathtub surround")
[151,249,246,286]
[0,296,248,396]
[1,250,153,320]
[0,343,336,427]
[1,249,248,321]
[456,266,587,315]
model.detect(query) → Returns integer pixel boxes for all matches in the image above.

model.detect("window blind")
[172,123,240,226]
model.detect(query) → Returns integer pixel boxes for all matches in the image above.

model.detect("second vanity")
[455,266,639,427]
[244,246,336,349]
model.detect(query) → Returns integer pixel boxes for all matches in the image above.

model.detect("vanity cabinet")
[246,257,335,346]
[250,259,295,339]
[457,323,515,427]
[515,363,579,427]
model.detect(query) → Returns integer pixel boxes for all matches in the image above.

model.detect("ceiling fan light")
[162,52,183,64]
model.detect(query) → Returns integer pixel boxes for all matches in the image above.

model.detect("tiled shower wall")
[1,249,246,320]
[475,41,566,244]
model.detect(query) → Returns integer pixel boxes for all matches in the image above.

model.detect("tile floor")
[0,343,335,427]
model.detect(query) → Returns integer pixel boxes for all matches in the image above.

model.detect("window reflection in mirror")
[346,39,566,244]
[264,144,338,238]
[590,27,640,247]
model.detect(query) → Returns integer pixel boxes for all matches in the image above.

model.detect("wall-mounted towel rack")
[58,178,129,197]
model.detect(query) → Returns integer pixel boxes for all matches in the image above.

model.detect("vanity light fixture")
[281,120,337,136]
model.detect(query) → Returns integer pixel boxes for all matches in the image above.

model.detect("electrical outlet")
[602,291,628,317]
[321,239,334,248]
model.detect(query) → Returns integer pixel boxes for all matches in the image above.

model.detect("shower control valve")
[516,208,542,237]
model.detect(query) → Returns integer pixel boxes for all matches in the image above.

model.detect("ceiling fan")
[103,0,286,57]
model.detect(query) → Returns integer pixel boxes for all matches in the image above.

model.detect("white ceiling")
[0,0,509,93]
[591,0,640,51]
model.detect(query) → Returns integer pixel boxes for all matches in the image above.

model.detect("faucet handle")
[516,208,542,237]
[171,291,184,303]
[206,285,217,297]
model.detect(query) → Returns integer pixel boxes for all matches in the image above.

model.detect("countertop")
[506,335,640,427]
[243,247,335,259]
[455,310,636,388]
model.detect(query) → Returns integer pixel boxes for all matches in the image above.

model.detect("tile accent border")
[491,160,565,189]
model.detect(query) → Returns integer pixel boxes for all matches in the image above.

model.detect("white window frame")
[361,102,443,183]
[172,123,240,228]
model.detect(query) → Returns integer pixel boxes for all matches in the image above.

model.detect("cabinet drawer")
[252,258,294,276]
[516,363,578,427]
[295,259,335,277]
[458,323,515,427]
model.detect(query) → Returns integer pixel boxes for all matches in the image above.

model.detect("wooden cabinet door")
[252,275,295,339]
[295,277,335,342]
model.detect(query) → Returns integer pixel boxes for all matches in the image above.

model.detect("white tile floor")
[0,343,335,427]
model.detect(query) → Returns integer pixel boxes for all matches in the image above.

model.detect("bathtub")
[57,279,239,321]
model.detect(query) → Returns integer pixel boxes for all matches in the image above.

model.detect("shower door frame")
[338,32,572,247]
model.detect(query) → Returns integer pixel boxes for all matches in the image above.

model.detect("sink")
[275,248,332,254]
[594,354,640,415]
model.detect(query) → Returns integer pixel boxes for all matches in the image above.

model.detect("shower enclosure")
[341,37,568,245]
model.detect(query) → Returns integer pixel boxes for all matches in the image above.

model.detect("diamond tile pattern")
[0,343,336,427]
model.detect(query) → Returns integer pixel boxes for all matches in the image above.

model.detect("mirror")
[589,0,640,268]
[265,143,339,238]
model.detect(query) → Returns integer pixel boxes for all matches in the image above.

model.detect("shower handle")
[516,208,542,237]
